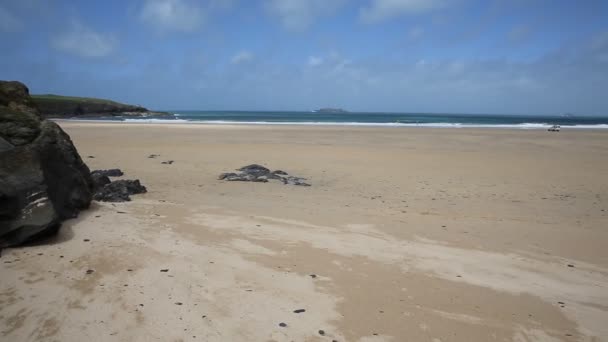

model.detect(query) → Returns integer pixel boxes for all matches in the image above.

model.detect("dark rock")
[1,82,93,248]
[293,309,306,313]
[160,269,169,272]
[238,164,270,174]
[91,173,111,191]
[92,169,124,177]
[219,164,310,186]
[0,81,39,116]
[0,137,14,152]
[93,179,147,202]
[86,269,95,274]
[319,330,325,336]
[279,322,287,327]
[283,176,311,187]
[161,160,174,165]
[0,107,41,146]
[218,172,238,180]
[148,154,159,158]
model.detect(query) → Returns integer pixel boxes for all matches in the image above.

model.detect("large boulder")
[0,81,39,116]
[0,81,93,249]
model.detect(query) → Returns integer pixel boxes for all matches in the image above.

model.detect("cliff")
[31,94,172,118]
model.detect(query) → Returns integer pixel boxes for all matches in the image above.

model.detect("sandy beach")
[1,122,607,342]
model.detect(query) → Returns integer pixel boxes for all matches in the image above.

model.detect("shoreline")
[51,118,608,130]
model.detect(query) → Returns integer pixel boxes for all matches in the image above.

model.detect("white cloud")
[0,6,23,32]
[51,22,117,58]
[265,0,345,31]
[360,0,450,23]
[140,0,204,32]
[307,56,324,66]
[231,51,253,64]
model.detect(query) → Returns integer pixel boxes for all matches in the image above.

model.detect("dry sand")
[1,122,608,342]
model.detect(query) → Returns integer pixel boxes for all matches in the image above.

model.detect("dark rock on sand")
[219,164,311,186]
[91,173,111,191]
[92,169,124,177]
[0,81,93,249]
[93,179,147,202]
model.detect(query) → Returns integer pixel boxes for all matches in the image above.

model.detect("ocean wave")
[179,120,608,129]
[55,118,608,129]
[122,118,190,123]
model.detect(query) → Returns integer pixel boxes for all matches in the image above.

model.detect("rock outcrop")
[0,81,93,249]
[219,164,311,186]
[30,94,172,119]
[89,168,147,202]
[93,179,147,202]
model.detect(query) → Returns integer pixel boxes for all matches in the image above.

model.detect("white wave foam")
[193,121,608,129]
[122,118,190,123]
[54,118,608,129]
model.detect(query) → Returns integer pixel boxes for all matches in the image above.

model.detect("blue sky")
[1,0,607,115]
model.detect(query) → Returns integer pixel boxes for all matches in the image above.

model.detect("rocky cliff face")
[31,95,171,118]
[0,81,93,249]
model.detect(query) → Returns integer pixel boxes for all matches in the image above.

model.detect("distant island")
[30,94,172,119]
[314,108,348,113]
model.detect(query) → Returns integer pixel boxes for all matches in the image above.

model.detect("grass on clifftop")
[31,94,131,106]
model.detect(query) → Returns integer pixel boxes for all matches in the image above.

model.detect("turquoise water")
[152,111,608,128]
[71,110,608,128]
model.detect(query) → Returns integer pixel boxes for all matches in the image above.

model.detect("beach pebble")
[160,269,169,272]
[294,309,306,313]
[279,322,287,327]
[86,269,95,274]
[319,330,325,335]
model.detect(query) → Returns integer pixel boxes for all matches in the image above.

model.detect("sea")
[112,110,608,129]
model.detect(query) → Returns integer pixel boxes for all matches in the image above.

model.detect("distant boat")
[314,108,348,113]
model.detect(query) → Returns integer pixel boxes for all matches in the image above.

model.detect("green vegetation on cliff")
[32,94,129,106]
[30,94,151,117]
[31,94,170,118]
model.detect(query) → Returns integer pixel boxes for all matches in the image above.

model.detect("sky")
[1,0,607,115]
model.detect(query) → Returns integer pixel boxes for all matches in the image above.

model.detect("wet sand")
[1,122,608,341]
